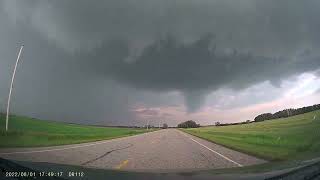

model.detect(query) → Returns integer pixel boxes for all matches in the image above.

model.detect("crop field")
[183,110,320,161]
[0,115,153,148]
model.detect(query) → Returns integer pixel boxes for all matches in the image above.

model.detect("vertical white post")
[6,45,24,131]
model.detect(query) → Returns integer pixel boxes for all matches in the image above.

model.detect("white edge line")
[179,130,243,167]
[0,140,115,155]
[0,130,160,155]
[189,138,243,167]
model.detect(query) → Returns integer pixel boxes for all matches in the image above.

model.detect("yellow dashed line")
[115,160,129,169]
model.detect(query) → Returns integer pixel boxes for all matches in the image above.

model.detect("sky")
[0,0,320,126]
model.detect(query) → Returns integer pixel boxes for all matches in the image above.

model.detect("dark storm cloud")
[1,0,320,121]
[4,0,320,55]
[0,11,138,126]
[84,35,320,111]
[98,35,320,90]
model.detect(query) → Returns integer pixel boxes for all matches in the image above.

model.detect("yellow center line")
[115,160,129,169]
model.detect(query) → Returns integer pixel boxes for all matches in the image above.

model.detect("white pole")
[146,119,149,130]
[6,45,24,131]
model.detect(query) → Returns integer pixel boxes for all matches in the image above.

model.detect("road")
[0,129,266,172]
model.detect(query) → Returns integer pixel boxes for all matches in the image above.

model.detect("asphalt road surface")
[0,129,266,172]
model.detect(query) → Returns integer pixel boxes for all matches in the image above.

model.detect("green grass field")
[0,115,154,148]
[182,110,320,161]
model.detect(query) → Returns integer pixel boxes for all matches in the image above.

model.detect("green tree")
[162,123,168,129]
[177,120,200,128]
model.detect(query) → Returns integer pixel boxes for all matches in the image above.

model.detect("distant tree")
[254,113,274,122]
[254,104,320,122]
[177,120,200,128]
[246,120,251,124]
[162,123,168,129]
[215,122,221,126]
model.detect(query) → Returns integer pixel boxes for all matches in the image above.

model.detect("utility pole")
[146,119,149,130]
[6,45,24,131]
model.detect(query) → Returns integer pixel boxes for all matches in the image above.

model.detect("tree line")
[177,104,320,128]
[214,120,251,127]
[254,104,320,122]
[177,120,200,128]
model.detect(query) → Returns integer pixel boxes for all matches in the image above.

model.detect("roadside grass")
[182,110,320,161]
[0,115,155,148]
